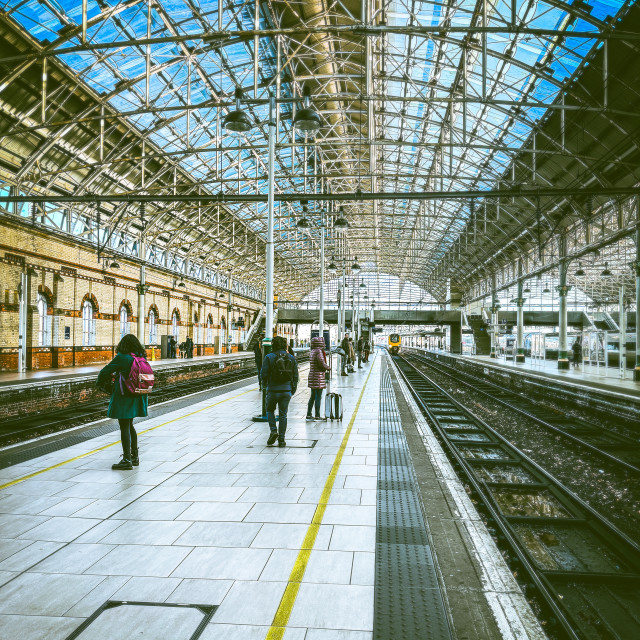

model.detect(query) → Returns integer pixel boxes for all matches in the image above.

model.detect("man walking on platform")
[254,333,264,390]
[356,336,364,369]
[261,335,299,447]
[339,332,350,376]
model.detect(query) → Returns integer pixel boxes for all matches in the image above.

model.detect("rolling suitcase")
[325,351,343,420]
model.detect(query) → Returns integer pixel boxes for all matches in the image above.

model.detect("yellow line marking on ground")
[266,357,376,640]
[0,388,255,491]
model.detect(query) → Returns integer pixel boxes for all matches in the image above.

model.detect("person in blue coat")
[97,334,149,470]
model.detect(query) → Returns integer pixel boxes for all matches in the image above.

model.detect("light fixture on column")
[223,88,253,133]
[293,85,321,132]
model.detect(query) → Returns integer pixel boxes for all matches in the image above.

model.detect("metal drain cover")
[66,601,217,640]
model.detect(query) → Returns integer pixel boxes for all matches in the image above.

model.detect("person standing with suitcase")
[260,336,299,447]
[306,336,330,420]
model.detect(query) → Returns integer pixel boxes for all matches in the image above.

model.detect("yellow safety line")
[0,387,255,492]
[266,357,376,640]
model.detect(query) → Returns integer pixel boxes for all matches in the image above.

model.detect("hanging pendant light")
[327,260,337,274]
[351,257,361,274]
[178,280,186,288]
[296,203,310,228]
[293,85,321,132]
[542,285,550,294]
[333,206,349,231]
[110,260,121,270]
[223,88,253,133]
[575,262,585,277]
[600,261,612,277]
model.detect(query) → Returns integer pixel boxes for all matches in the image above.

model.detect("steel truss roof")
[0,0,637,302]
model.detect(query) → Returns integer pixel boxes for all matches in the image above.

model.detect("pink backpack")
[120,354,154,395]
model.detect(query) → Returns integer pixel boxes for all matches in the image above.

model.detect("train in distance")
[388,333,401,355]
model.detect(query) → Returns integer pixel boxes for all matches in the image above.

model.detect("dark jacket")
[308,336,330,389]
[253,341,263,369]
[340,336,350,354]
[357,337,364,352]
[261,349,299,393]
[97,353,149,419]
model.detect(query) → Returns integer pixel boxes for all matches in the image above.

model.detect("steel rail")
[406,349,640,473]
[392,352,640,640]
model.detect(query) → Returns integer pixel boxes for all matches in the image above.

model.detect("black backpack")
[271,351,294,384]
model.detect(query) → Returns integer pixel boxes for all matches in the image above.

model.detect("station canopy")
[0,0,638,304]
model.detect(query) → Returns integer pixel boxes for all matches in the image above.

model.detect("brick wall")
[0,354,256,418]
[0,221,262,371]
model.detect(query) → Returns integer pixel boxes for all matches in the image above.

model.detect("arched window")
[120,306,129,338]
[37,293,51,346]
[82,300,96,346]
[207,314,213,344]
[172,310,179,341]
[148,309,157,344]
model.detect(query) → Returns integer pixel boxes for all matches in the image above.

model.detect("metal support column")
[634,222,640,381]
[516,279,526,363]
[557,260,571,370]
[18,271,28,373]
[254,94,276,421]
[319,210,325,339]
[619,285,626,379]
[137,264,146,344]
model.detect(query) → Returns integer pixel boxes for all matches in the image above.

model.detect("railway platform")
[0,352,543,640]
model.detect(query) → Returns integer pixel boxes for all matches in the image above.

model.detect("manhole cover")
[66,601,217,640]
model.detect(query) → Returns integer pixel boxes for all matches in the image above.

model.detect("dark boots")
[112,456,133,470]
[131,448,139,466]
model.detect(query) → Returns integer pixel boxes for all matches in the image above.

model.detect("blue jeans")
[307,389,323,416]
[266,391,292,438]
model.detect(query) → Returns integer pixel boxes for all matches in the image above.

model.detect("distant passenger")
[572,337,582,369]
[339,333,350,376]
[254,333,264,391]
[186,335,194,358]
[97,334,149,470]
[363,339,370,363]
[356,336,364,369]
[169,335,177,359]
[306,336,330,420]
[261,335,299,447]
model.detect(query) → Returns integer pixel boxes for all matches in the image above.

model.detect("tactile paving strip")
[374,365,452,640]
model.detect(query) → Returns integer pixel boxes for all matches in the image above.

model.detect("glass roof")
[0,0,632,299]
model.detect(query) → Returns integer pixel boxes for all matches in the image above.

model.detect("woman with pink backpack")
[306,336,330,420]
[97,334,153,470]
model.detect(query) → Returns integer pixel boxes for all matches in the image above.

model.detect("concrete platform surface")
[0,351,542,639]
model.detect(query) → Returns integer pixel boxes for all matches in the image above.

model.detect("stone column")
[557,261,571,370]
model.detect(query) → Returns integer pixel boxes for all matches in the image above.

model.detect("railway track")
[404,350,640,474]
[392,354,640,640]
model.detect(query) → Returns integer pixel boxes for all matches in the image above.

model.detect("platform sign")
[311,329,331,349]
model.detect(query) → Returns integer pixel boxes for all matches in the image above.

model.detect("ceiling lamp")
[327,261,337,274]
[542,285,550,294]
[293,85,321,132]
[351,257,361,274]
[223,88,253,133]
[177,280,186,288]
[523,286,531,293]
[575,262,586,277]
[601,262,612,277]
[297,203,310,228]
[360,282,367,289]
[333,206,349,231]
[110,260,120,270]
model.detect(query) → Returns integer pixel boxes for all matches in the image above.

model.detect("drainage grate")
[374,365,452,640]
[65,601,217,640]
